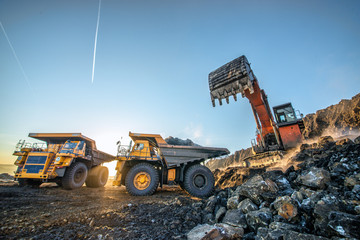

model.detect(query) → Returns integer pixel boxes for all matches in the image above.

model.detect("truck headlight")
[55,157,61,162]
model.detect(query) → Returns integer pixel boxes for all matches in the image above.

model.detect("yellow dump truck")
[113,132,229,198]
[13,133,115,189]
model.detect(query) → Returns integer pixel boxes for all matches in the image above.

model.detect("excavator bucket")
[208,55,256,107]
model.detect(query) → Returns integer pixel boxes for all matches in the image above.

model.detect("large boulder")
[215,207,226,223]
[344,173,360,187]
[272,196,298,221]
[186,223,243,240]
[245,208,272,231]
[221,209,247,229]
[204,196,217,214]
[327,211,360,239]
[298,167,330,189]
[313,201,339,236]
[237,175,278,205]
[226,195,240,210]
[237,198,258,214]
[256,227,329,240]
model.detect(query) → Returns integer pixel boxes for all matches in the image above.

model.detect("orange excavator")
[208,55,304,163]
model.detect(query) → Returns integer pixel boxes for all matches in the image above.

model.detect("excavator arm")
[209,56,282,152]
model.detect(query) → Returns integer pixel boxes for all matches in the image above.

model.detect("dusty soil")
[0,182,202,240]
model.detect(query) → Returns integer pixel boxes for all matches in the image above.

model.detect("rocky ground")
[188,135,360,239]
[2,135,359,240]
[0,183,202,240]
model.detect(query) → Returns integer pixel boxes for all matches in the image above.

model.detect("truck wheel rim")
[194,174,206,188]
[74,168,85,183]
[134,172,151,190]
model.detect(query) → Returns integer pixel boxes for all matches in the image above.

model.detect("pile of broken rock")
[187,136,360,240]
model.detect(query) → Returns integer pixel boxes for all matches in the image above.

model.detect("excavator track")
[236,150,285,169]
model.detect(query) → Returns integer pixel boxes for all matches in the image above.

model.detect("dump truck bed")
[91,150,115,164]
[29,133,115,163]
[158,144,229,166]
[128,132,229,166]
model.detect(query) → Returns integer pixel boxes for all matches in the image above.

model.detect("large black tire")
[85,166,109,188]
[125,163,159,196]
[183,164,214,198]
[62,162,88,190]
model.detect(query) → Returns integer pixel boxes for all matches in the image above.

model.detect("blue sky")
[1,0,360,165]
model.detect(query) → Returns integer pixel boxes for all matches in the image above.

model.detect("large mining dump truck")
[113,132,229,198]
[13,133,115,189]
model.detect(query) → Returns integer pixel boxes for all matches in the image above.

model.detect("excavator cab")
[273,103,297,125]
[273,103,304,149]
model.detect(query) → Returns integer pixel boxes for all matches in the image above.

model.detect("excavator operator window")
[273,103,297,124]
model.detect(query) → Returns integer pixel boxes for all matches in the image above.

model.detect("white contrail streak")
[0,21,33,91]
[92,0,102,84]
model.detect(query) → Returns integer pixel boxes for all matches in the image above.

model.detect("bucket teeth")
[208,55,255,107]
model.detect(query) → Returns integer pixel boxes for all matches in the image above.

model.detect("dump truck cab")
[14,133,114,189]
[114,132,229,198]
[130,140,160,160]
[54,140,89,167]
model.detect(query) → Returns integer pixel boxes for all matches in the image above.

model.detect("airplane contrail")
[0,21,33,91]
[91,0,102,84]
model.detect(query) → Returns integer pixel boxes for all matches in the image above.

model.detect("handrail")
[14,139,64,152]
[117,144,161,160]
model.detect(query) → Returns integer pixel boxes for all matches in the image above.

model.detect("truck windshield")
[63,142,77,149]
[77,141,85,150]
[134,143,144,151]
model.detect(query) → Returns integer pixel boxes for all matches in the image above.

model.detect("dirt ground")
[0,181,202,240]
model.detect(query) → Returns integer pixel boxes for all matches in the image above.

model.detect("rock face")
[302,93,360,139]
[187,135,360,239]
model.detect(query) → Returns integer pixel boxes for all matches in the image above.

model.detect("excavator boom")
[209,55,280,152]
